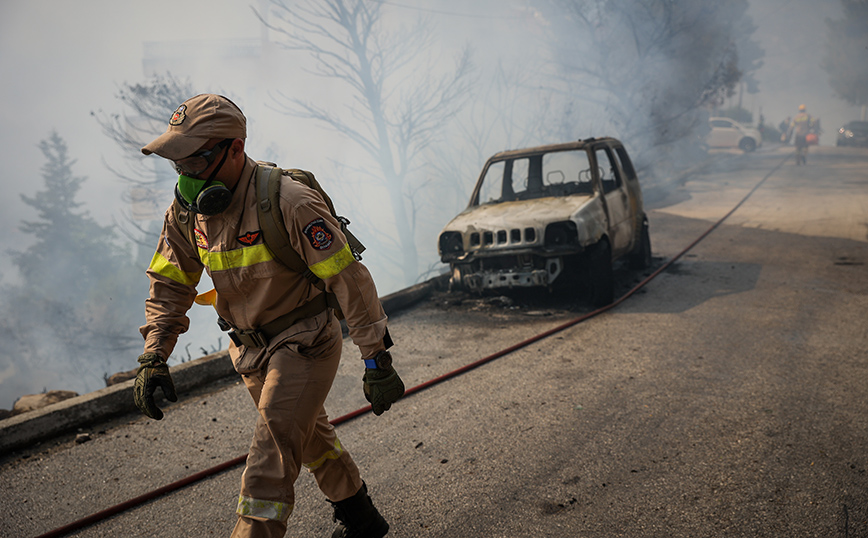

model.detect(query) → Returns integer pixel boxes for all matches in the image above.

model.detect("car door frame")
[589,142,632,256]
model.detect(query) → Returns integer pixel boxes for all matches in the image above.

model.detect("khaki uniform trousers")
[230,312,363,538]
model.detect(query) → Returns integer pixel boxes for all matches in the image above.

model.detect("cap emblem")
[170,104,188,126]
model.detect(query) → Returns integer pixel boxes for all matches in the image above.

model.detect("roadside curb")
[0,274,449,456]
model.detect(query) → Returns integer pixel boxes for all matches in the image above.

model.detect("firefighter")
[133,94,403,538]
[783,104,813,165]
[778,117,791,142]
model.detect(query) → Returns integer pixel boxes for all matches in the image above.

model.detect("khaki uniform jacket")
[790,112,812,136]
[140,157,387,364]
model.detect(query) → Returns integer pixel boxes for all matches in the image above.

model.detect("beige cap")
[142,94,246,160]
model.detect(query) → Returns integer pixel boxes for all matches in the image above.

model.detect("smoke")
[747,0,853,132]
[0,0,859,409]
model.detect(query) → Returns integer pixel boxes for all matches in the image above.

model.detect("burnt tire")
[448,264,466,292]
[585,239,614,308]
[628,222,652,270]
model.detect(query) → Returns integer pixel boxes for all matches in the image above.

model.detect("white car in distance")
[706,117,762,152]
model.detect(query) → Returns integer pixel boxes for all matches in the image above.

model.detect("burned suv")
[437,137,650,306]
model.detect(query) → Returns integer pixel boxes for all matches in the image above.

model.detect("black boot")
[328,482,389,538]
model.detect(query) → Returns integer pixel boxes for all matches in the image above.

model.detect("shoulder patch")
[194,228,208,249]
[303,218,334,250]
[237,230,262,246]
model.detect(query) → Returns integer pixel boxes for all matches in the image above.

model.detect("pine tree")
[0,131,146,405]
[15,132,117,302]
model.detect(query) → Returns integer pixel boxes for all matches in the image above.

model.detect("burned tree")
[256,0,473,286]
[92,74,194,264]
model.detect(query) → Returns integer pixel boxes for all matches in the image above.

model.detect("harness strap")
[255,164,345,319]
[172,199,198,251]
[228,293,329,348]
[257,165,320,283]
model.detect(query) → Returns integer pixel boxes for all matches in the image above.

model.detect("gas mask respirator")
[172,139,233,215]
[174,174,233,216]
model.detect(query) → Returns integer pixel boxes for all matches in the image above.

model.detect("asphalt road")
[2,145,868,538]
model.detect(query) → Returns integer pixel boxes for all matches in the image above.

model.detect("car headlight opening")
[439,231,464,257]
[544,221,579,247]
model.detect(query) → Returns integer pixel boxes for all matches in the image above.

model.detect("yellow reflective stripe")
[148,251,201,286]
[308,243,355,280]
[199,244,274,272]
[236,495,293,522]
[303,438,345,471]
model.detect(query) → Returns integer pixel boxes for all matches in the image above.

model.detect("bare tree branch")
[259,0,474,286]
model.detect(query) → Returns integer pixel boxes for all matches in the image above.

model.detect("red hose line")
[35,154,788,538]
[34,456,247,538]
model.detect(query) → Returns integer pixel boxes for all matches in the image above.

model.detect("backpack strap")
[255,164,344,318]
[172,198,197,253]
[256,165,322,286]
[284,168,366,259]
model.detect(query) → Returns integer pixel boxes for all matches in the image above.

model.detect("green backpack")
[172,163,365,318]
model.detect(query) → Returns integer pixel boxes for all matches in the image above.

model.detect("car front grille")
[469,227,537,250]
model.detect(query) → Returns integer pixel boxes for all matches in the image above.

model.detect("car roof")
[487,137,621,161]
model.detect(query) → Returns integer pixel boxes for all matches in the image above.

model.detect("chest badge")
[237,231,262,246]
[194,228,208,249]
[303,218,333,250]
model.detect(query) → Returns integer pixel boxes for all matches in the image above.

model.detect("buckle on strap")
[227,293,331,349]
[228,328,269,348]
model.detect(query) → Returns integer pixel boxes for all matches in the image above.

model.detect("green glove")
[363,366,405,416]
[134,353,177,420]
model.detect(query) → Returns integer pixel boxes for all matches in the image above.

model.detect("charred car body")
[438,137,651,306]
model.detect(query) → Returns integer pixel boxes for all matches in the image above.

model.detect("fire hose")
[34,153,789,538]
